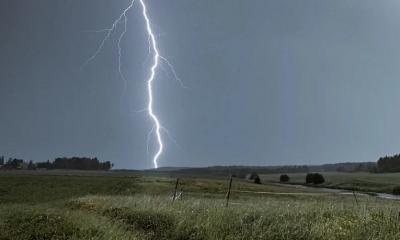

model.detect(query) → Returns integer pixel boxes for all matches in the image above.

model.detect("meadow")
[261,172,400,194]
[1,171,400,240]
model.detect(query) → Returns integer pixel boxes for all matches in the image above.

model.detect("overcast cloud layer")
[1,0,400,169]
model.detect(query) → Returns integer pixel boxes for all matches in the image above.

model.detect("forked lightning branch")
[84,0,176,169]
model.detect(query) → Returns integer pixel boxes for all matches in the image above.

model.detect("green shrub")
[246,172,259,180]
[254,176,261,184]
[306,173,325,184]
[313,173,325,184]
[280,174,290,182]
[306,173,314,184]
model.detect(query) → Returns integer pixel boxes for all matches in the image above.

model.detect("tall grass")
[1,172,400,239]
[64,194,400,240]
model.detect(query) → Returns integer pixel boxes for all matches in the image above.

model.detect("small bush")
[280,174,290,182]
[254,176,261,184]
[393,186,400,195]
[313,173,325,184]
[306,173,325,184]
[306,173,314,184]
[246,172,261,184]
[246,172,259,180]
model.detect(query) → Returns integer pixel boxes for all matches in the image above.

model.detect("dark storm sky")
[1,0,400,169]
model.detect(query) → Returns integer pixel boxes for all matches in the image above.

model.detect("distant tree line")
[50,157,112,170]
[172,165,310,178]
[0,158,25,170]
[314,162,377,173]
[0,156,112,171]
[377,154,400,173]
[162,162,380,177]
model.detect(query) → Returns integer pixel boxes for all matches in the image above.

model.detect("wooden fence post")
[225,175,233,207]
[173,178,179,202]
[352,190,359,206]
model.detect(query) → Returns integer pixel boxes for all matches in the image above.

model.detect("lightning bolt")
[83,0,181,169]
[82,0,135,94]
[139,0,162,169]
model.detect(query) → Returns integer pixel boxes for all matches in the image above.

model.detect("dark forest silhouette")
[0,156,112,171]
[377,154,400,173]
[1,153,400,173]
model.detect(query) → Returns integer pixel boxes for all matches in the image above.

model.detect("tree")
[246,172,261,184]
[27,161,36,170]
[306,173,325,184]
[36,160,51,169]
[0,156,4,165]
[306,173,314,184]
[246,172,259,180]
[313,173,325,184]
[99,161,112,170]
[377,154,400,173]
[3,158,23,170]
[50,157,112,170]
[254,175,261,184]
[280,174,290,182]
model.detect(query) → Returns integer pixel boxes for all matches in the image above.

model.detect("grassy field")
[261,172,400,194]
[1,171,400,239]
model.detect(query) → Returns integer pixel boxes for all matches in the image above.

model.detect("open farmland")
[1,171,400,240]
